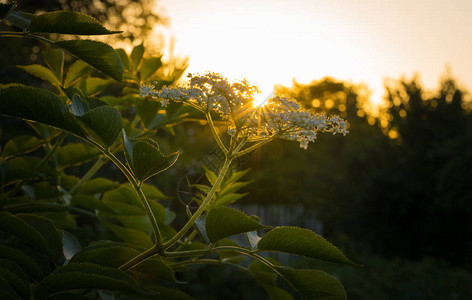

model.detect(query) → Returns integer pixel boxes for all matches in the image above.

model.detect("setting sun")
[160,0,472,109]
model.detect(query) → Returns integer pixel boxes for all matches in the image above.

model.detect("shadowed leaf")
[258,227,353,265]
[205,206,269,243]
[29,11,121,35]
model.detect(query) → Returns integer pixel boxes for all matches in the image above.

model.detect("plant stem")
[68,156,106,195]
[0,31,55,44]
[5,202,97,218]
[102,149,162,246]
[206,112,228,155]
[169,258,248,272]
[119,245,158,271]
[162,157,232,250]
[232,136,275,158]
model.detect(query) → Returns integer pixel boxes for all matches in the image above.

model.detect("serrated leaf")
[248,260,293,300]
[80,178,118,194]
[70,95,122,147]
[123,132,179,182]
[0,246,45,281]
[17,64,62,87]
[62,231,81,260]
[130,43,144,71]
[42,45,64,83]
[64,60,90,87]
[29,11,121,35]
[0,86,84,137]
[205,206,269,243]
[16,214,62,261]
[33,262,148,300]
[55,40,123,82]
[56,143,100,168]
[2,135,43,159]
[257,227,353,265]
[277,267,347,300]
[139,57,162,81]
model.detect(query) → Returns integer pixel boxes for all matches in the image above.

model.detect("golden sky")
[159,0,472,106]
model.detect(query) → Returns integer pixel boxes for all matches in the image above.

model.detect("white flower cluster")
[140,72,348,149]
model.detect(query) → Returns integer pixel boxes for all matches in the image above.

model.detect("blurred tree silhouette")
[245,76,472,267]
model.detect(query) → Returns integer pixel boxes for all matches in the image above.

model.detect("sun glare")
[253,90,274,107]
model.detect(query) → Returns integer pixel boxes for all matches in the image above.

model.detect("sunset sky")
[159,0,472,106]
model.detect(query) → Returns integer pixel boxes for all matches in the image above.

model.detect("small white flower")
[140,72,349,149]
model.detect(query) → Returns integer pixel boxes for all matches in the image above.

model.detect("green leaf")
[70,242,175,282]
[33,262,148,300]
[139,57,162,81]
[203,165,217,185]
[115,49,130,71]
[55,40,123,82]
[3,156,56,184]
[248,260,293,300]
[0,3,15,21]
[70,94,122,147]
[62,231,81,260]
[276,267,347,300]
[33,181,63,200]
[205,206,269,243]
[80,178,119,194]
[135,97,160,127]
[0,246,45,281]
[42,45,64,84]
[257,227,353,265]
[17,64,62,87]
[0,266,30,300]
[71,194,112,212]
[123,132,179,182]
[0,86,83,137]
[16,214,63,261]
[29,11,121,35]
[64,60,90,88]
[2,135,43,159]
[103,222,153,248]
[81,77,112,96]
[0,212,54,258]
[56,143,100,168]
[130,43,144,71]
[215,192,248,207]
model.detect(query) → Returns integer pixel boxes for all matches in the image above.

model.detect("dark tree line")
[245,76,472,266]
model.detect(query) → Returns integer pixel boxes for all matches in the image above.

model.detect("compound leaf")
[29,11,121,35]
[257,227,353,265]
[205,206,269,243]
